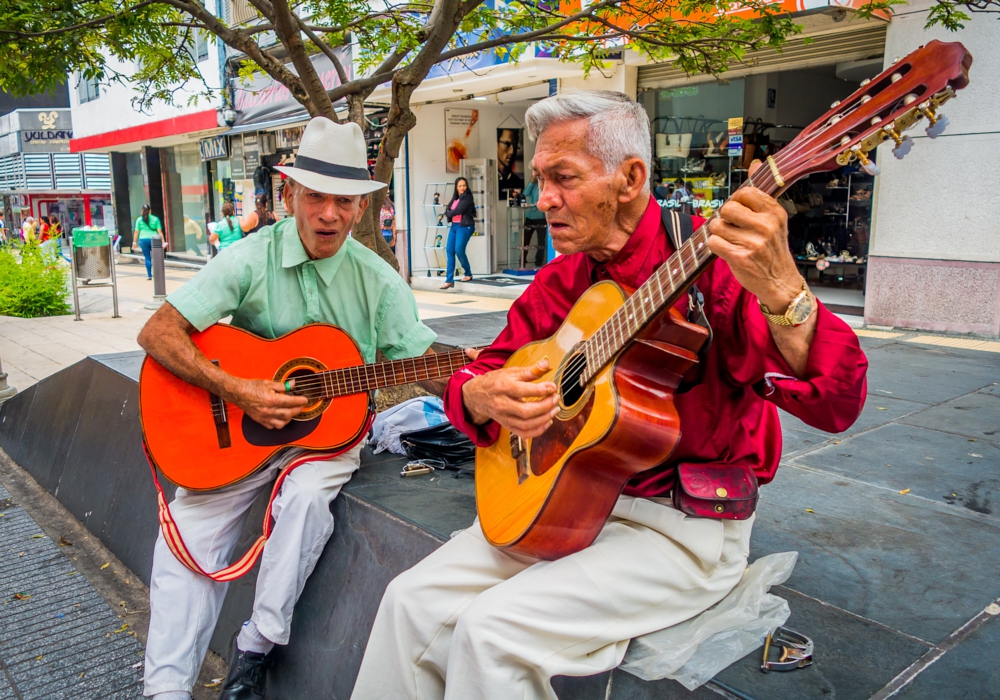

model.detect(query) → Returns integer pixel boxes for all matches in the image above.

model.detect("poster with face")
[497,128,524,200]
[445,109,480,173]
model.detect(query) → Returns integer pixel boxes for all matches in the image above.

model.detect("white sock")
[236,619,275,655]
[151,693,191,700]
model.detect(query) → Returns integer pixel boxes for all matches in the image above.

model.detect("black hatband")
[292,155,370,181]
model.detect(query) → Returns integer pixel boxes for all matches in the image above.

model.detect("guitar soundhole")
[559,351,588,408]
[274,357,331,421]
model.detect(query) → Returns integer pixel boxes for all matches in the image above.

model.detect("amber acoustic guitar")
[476,40,973,560]
[140,323,472,490]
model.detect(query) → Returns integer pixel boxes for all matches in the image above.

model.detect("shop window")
[77,74,100,104]
[192,30,210,62]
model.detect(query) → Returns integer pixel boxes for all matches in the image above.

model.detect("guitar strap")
[661,207,713,351]
[142,414,373,582]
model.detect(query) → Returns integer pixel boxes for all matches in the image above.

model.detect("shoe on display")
[680,158,707,173]
[220,645,273,700]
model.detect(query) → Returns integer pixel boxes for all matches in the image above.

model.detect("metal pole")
[150,234,167,305]
[108,234,120,319]
[69,242,82,321]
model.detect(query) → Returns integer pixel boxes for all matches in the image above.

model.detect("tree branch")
[270,0,336,118]
[0,0,159,37]
[295,15,348,85]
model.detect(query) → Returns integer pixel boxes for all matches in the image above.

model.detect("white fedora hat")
[274,117,387,196]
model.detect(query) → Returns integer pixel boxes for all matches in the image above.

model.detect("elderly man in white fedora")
[136,117,439,700]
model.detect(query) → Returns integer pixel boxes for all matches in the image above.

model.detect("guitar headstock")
[770,40,973,185]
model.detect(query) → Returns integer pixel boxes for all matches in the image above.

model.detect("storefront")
[0,109,112,235]
[638,18,889,313]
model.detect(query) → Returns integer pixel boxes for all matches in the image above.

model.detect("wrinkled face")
[497,130,518,171]
[531,118,623,256]
[284,180,369,259]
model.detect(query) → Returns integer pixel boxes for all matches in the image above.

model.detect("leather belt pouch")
[672,463,758,520]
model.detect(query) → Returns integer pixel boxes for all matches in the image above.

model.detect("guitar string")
[283,349,470,395]
[286,355,471,401]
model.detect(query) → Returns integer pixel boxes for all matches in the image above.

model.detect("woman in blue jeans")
[133,204,165,280]
[441,177,476,289]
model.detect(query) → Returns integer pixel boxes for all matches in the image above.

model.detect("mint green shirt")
[135,214,163,240]
[167,217,436,362]
[209,218,242,249]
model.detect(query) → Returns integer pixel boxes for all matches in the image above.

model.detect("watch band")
[758,280,812,327]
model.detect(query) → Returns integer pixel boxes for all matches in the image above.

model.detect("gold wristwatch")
[758,280,815,327]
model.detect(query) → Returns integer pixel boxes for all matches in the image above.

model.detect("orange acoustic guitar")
[476,40,973,560]
[140,323,472,490]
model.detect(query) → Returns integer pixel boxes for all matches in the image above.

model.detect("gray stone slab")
[896,614,1000,699]
[898,391,1000,444]
[791,423,1000,515]
[425,310,508,348]
[711,589,929,700]
[982,383,1000,397]
[0,381,37,466]
[752,465,1000,644]
[90,351,145,383]
[0,673,15,700]
[863,342,1000,405]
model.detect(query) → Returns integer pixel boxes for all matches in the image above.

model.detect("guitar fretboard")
[289,349,472,400]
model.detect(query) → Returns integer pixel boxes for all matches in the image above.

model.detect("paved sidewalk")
[0,483,144,699]
[0,263,513,393]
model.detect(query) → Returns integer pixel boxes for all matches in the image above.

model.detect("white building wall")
[404,100,534,277]
[69,38,225,141]
[865,5,1000,335]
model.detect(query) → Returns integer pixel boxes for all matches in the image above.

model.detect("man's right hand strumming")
[138,302,308,430]
[461,359,560,439]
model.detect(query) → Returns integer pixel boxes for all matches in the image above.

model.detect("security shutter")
[638,23,888,91]
[23,154,53,190]
[54,153,83,190]
[83,153,112,190]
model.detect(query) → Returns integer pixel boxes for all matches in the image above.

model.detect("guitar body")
[475,282,709,560]
[139,324,371,491]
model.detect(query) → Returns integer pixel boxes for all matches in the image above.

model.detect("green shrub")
[0,240,70,318]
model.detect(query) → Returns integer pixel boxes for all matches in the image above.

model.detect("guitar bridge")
[510,434,529,484]
[210,360,231,449]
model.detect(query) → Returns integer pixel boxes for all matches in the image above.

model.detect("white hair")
[525,90,651,186]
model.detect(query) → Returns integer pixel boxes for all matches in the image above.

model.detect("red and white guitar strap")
[142,417,372,582]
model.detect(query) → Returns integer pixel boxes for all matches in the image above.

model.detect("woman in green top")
[208,202,242,252]
[134,204,164,280]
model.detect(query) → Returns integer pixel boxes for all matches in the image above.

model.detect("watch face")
[790,292,815,325]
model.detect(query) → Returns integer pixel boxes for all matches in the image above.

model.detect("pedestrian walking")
[380,196,396,253]
[441,177,476,289]
[134,204,165,280]
[208,202,242,251]
[240,195,276,235]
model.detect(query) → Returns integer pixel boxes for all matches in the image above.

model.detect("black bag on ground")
[400,423,476,469]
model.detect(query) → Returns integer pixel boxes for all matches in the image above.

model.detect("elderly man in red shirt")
[351,91,868,700]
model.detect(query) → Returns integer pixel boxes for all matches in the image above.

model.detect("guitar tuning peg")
[892,136,913,160]
[852,148,881,176]
[925,113,949,138]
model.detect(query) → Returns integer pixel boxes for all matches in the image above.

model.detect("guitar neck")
[580,168,783,384]
[295,348,472,400]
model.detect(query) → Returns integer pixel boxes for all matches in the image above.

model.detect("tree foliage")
[1,0,969,267]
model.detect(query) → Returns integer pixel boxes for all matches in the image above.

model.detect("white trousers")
[352,496,754,700]
[143,446,362,696]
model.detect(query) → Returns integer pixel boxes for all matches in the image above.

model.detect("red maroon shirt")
[444,196,868,496]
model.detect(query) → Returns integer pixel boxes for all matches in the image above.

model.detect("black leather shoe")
[220,639,272,700]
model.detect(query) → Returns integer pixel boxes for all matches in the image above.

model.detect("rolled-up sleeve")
[723,286,868,433]
[375,276,437,360]
[166,251,248,331]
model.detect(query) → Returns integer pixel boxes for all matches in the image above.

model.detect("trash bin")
[69,226,119,320]
[71,227,113,279]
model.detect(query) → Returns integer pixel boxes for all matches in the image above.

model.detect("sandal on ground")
[440,283,454,290]
[460,276,473,282]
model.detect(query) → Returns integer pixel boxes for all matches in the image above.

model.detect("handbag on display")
[655,132,693,159]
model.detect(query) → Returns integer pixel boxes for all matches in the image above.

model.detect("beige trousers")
[351,496,754,700]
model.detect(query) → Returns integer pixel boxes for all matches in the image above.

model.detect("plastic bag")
[620,551,798,691]
[370,397,447,456]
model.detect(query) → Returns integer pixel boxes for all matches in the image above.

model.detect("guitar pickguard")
[242,414,321,446]
[528,392,595,477]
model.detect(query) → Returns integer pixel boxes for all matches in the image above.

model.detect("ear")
[283,181,296,214]
[617,157,648,204]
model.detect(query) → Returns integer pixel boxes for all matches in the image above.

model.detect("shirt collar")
[588,195,664,289]
[280,219,348,286]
